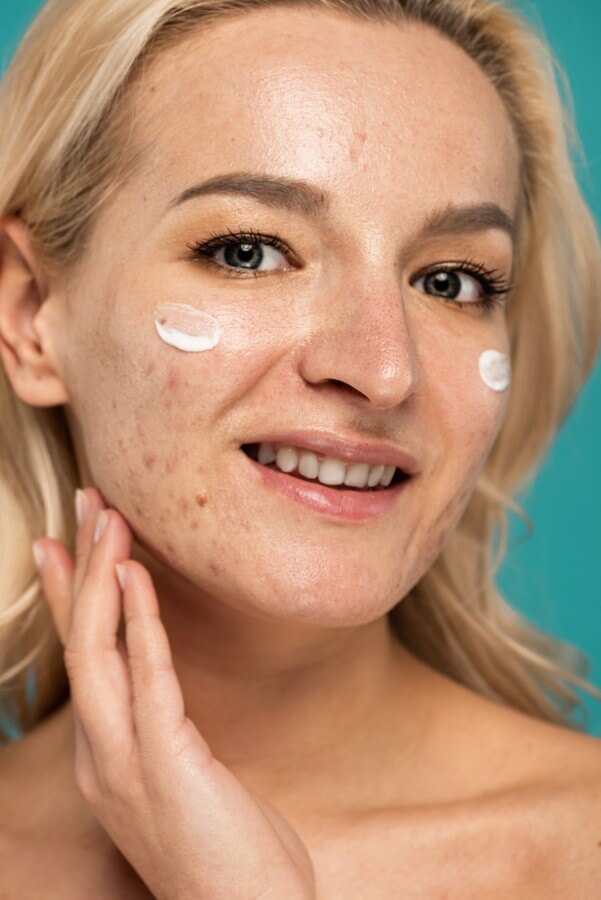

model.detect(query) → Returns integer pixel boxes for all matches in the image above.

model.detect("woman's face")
[53,9,520,626]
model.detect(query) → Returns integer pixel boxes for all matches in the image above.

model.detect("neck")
[126,539,431,821]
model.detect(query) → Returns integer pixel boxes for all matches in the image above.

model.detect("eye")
[414,269,482,302]
[188,229,294,278]
[411,261,513,311]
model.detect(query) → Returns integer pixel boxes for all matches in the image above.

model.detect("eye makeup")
[479,349,511,392]
[153,302,221,352]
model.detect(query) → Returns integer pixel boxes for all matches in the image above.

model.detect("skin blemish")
[153,302,221,352]
[195,492,208,507]
[479,349,511,392]
[143,452,157,470]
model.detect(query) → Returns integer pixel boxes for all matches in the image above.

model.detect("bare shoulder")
[450,684,601,895]
[410,667,601,894]
[508,713,601,895]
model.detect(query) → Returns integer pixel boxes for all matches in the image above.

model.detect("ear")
[0,216,70,406]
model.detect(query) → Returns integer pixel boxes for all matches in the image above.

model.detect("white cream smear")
[153,302,221,352]
[479,349,511,392]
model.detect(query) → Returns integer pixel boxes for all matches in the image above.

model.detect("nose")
[297,275,422,410]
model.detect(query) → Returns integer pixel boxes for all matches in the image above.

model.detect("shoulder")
[514,720,601,895]
[458,690,601,894]
[421,669,601,892]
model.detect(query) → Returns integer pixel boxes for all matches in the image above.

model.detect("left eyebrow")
[167,171,329,220]
[418,202,516,245]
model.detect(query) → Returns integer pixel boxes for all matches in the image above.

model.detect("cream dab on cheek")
[479,349,511,392]
[153,302,221,352]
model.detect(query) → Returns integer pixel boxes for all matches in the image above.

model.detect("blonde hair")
[1,0,600,744]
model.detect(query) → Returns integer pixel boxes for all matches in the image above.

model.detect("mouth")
[240,443,411,491]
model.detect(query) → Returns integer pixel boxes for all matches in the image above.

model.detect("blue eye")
[412,262,513,311]
[188,229,293,278]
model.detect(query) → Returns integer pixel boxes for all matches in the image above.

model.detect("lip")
[240,449,413,521]
[240,429,419,474]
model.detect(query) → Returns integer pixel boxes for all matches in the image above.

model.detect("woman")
[0,0,599,895]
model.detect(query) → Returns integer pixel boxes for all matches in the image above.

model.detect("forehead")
[128,7,520,222]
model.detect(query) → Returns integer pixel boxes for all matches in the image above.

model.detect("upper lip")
[241,429,419,474]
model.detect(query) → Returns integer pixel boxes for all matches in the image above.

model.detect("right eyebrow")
[168,172,515,245]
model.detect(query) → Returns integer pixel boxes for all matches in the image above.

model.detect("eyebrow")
[169,172,516,243]
[169,172,328,219]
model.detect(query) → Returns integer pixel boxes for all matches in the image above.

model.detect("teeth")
[275,446,297,473]
[344,462,370,488]
[380,464,396,487]
[254,442,398,489]
[367,464,385,487]
[258,443,276,465]
[317,458,346,486]
[298,450,319,479]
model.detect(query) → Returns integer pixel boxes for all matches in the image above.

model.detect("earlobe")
[0,216,70,407]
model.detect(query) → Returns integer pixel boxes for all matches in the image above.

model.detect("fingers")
[121,560,211,763]
[33,538,74,647]
[66,503,136,764]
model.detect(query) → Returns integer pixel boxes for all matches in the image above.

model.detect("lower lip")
[240,451,412,521]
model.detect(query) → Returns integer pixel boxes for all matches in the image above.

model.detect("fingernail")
[94,509,108,544]
[32,540,45,572]
[75,489,87,526]
[115,563,127,591]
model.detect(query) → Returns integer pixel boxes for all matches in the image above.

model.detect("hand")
[33,487,316,900]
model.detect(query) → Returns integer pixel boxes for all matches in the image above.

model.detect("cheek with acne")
[153,302,221,352]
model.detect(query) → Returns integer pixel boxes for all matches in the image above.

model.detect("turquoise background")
[1,1,599,735]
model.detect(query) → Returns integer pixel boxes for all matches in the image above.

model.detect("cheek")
[419,331,511,518]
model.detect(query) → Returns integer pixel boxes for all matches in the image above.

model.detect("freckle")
[166,541,175,553]
[196,465,204,475]
[209,560,222,576]
[177,496,190,514]
[189,518,199,530]
[195,492,207,507]
[117,438,125,451]
[134,504,142,516]
[145,361,156,376]
[143,452,156,470]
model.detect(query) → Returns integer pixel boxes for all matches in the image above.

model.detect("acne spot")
[195,492,208,508]
[166,368,179,391]
[143,452,157,470]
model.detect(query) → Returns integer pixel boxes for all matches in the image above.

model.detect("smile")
[240,444,413,521]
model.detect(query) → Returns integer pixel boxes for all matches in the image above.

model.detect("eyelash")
[187,228,513,311]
